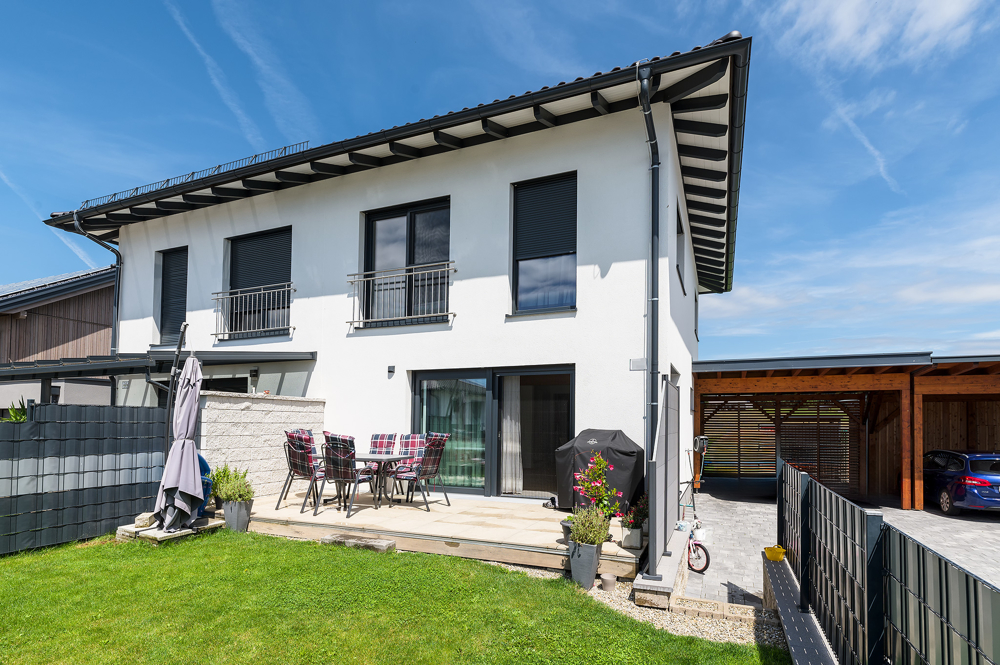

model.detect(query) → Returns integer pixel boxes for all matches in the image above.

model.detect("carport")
[692,352,1000,509]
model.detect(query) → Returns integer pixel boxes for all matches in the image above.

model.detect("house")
[0,266,116,412]
[44,33,752,576]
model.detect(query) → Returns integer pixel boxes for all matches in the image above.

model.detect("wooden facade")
[693,357,1000,510]
[0,286,113,363]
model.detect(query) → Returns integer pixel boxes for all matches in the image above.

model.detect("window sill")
[506,306,577,320]
[353,315,451,329]
[214,328,292,342]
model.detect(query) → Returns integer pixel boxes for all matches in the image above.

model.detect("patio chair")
[388,432,451,511]
[317,434,375,518]
[277,429,326,513]
[394,434,426,501]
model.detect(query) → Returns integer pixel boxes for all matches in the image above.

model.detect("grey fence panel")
[780,463,810,584]
[884,524,1000,665]
[0,404,166,556]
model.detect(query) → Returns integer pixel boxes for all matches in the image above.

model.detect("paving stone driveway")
[866,498,1000,588]
[680,478,777,608]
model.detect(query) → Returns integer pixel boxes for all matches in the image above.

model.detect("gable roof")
[0,266,115,314]
[47,32,751,293]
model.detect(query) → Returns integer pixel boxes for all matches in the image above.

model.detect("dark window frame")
[511,171,578,315]
[362,197,451,328]
[221,226,293,341]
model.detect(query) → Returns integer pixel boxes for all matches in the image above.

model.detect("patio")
[249,489,645,577]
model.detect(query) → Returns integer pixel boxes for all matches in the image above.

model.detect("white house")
[47,33,751,577]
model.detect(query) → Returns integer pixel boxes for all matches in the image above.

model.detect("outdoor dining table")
[354,452,409,508]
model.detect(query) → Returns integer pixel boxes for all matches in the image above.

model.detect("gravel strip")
[485,562,787,650]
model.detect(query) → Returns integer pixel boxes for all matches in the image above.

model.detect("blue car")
[923,450,1000,515]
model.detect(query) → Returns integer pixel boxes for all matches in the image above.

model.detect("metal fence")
[213,282,295,340]
[883,524,1000,665]
[0,404,165,555]
[348,261,456,326]
[780,461,1000,665]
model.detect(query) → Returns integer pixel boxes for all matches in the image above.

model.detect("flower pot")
[222,500,253,532]
[620,526,642,549]
[568,540,603,590]
[214,496,223,510]
[600,573,617,592]
[560,519,573,543]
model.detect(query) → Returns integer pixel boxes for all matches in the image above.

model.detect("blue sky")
[1,1,999,359]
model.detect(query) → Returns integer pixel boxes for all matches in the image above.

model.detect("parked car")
[923,450,1000,515]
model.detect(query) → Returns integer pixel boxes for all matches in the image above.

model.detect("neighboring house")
[44,33,751,572]
[0,267,116,412]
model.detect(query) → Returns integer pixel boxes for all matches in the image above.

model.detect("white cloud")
[0,168,98,269]
[163,0,267,152]
[762,0,989,72]
[211,0,321,144]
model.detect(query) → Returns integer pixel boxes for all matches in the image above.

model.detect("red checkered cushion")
[366,433,397,471]
[395,434,426,474]
[322,434,370,482]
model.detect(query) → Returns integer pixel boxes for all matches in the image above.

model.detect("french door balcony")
[348,261,456,327]
[212,282,294,340]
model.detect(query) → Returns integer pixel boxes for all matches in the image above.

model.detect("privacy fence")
[0,404,165,555]
[779,462,1000,665]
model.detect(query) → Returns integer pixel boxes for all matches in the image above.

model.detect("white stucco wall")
[115,104,699,492]
[198,390,325,498]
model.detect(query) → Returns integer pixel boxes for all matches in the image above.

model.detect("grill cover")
[555,429,645,513]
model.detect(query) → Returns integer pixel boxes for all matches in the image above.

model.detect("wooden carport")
[693,353,1000,510]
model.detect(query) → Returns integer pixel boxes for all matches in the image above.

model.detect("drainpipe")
[71,211,121,356]
[638,65,662,577]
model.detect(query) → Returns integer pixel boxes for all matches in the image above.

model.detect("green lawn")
[0,530,789,664]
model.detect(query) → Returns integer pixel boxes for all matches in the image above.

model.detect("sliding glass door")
[414,366,574,496]
[416,376,487,489]
[498,372,573,498]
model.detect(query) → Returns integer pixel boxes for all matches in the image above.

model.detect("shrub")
[1,398,27,423]
[215,466,254,502]
[621,492,648,529]
[569,506,611,546]
[572,451,622,517]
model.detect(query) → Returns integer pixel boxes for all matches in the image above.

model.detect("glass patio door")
[417,376,487,490]
[498,373,573,498]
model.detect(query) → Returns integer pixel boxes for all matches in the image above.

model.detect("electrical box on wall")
[629,358,647,371]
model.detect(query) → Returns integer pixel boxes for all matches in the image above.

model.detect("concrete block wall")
[198,391,325,498]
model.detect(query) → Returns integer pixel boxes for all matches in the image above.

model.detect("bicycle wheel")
[688,543,710,573]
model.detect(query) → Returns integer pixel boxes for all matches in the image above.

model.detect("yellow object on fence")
[764,546,786,562]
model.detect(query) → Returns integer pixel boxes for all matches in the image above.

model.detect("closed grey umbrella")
[154,355,204,532]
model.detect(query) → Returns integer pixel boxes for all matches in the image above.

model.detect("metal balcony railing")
[348,261,456,326]
[212,282,295,340]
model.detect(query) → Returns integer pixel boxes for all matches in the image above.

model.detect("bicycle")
[687,527,710,573]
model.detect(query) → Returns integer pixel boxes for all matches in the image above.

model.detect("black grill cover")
[555,429,644,513]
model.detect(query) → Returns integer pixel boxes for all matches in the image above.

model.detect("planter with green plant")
[559,514,574,543]
[619,492,648,549]
[209,464,234,510]
[568,506,611,589]
[215,466,254,532]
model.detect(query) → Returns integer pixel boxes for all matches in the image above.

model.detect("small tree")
[572,451,623,518]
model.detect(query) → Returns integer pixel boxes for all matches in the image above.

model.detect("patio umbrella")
[153,355,204,532]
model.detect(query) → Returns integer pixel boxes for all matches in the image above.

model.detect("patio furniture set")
[276,431,452,517]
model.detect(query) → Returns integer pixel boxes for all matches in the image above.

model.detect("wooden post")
[900,381,912,510]
[913,390,923,510]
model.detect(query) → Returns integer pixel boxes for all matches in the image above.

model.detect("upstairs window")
[513,172,577,312]
[215,227,293,340]
[158,246,188,346]
[360,199,452,325]
[676,210,686,295]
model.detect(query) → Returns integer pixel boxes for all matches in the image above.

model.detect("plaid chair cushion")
[286,429,321,468]
[415,433,450,480]
[322,433,361,482]
[366,433,397,471]
[395,434,426,474]
[285,440,324,480]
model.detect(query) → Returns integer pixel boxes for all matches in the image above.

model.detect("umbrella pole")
[164,322,189,455]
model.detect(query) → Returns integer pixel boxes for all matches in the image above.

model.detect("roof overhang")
[694,351,1000,380]
[47,35,751,293]
[0,267,115,315]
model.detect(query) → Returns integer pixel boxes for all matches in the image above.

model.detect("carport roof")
[694,351,1000,379]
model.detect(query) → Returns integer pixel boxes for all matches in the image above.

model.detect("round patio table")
[354,452,409,508]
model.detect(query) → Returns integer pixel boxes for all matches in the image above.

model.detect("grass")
[0,530,790,664]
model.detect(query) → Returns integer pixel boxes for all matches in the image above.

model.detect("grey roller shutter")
[159,247,188,346]
[230,227,292,289]
[514,173,577,260]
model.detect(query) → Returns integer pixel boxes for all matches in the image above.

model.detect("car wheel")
[939,489,961,515]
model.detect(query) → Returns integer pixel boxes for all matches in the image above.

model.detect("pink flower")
[608,465,614,471]
[615,512,623,518]
[590,457,595,463]
[617,491,623,497]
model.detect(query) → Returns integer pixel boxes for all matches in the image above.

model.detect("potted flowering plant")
[572,452,623,517]
[619,492,647,549]
[216,467,254,532]
[568,506,611,589]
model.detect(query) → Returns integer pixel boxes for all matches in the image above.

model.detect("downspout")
[638,66,662,576]
[72,211,122,406]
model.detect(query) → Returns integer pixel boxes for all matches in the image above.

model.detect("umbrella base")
[116,517,225,545]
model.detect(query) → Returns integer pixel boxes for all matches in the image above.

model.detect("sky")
[1,1,999,360]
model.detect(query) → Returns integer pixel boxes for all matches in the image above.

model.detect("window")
[362,199,451,325]
[158,246,188,345]
[676,210,686,294]
[216,227,292,339]
[513,173,577,312]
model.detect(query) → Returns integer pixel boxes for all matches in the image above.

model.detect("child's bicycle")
[687,527,710,573]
